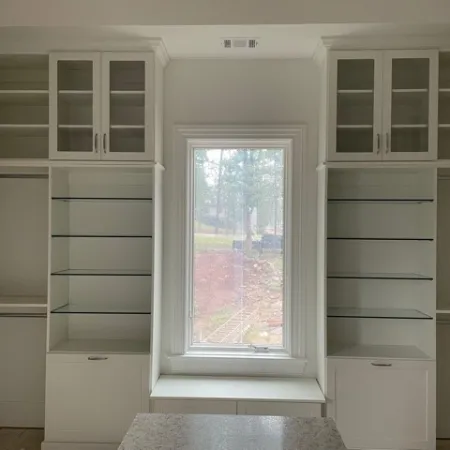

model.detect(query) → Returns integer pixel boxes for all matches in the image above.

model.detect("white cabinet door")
[49,52,101,160]
[382,50,438,161]
[45,354,149,444]
[327,358,435,450]
[328,51,383,162]
[101,53,154,161]
[237,401,321,417]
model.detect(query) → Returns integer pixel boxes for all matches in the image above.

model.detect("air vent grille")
[222,38,259,49]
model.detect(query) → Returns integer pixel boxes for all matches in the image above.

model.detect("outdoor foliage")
[193,148,285,346]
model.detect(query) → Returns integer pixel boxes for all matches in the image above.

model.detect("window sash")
[184,140,293,356]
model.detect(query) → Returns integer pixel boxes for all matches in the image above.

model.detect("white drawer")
[45,353,149,443]
[237,401,322,417]
[151,399,236,415]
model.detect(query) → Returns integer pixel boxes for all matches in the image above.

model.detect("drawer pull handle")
[371,362,392,367]
[88,356,108,361]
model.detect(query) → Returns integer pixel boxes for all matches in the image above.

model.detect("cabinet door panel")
[101,53,154,161]
[45,355,149,443]
[50,53,101,160]
[237,401,321,417]
[327,359,435,450]
[328,51,383,161]
[383,50,438,161]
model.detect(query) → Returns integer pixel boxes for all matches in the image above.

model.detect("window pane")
[193,148,285,347]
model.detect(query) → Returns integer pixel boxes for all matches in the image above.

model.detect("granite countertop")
[118,414,347,450]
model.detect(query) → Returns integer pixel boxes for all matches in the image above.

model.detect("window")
[190,148,286,350]
[167,126,307,376]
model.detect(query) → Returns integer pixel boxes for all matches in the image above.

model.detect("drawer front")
[45,354,149,443]
[237,401,322,417]
[327,359,435,450]
[151,399,236,415]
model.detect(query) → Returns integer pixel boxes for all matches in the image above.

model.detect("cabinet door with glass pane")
[383,50,438,161]
[328,51,383,161]
[50,53,101,160]
[101,53,154,161]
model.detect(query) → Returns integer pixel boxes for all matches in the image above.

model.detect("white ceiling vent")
[222,38,259,49]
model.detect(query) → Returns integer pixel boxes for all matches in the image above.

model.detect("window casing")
[167,126,307,376]
[185,143,292,356]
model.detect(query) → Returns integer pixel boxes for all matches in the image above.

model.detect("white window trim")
[185,140,292,356]
[167,125,308,376]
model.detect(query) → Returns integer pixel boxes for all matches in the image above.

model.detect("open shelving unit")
[439,52,450,159]
[325,168,436,360]
[49,166,155,354]
[0,55,49,159]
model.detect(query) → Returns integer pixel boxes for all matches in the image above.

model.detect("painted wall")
[2,0,450,26]
[162,59,320,376]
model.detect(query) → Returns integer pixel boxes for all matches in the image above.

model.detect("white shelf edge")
[337,89,373,94]
[110,90,145,95]
[110,125,145,129]
[317,161,449,170]
[391,124,428,129]
[439,124,450,128]
[392,89,428,93]
[0,124,49,128]
[439,88,450,92]
[437,310,450,314]
[58,90,93,94]
[0,90,49,94]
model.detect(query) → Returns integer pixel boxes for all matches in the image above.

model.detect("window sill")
[167,353,308,377]
[151,375,325,403]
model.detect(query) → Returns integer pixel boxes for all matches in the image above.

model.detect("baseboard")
[41,442,119,450]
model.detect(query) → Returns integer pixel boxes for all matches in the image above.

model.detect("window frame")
[168,125,308,376]
[185,141,293,355]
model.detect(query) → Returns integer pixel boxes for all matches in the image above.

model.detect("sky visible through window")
[192,148,285,347]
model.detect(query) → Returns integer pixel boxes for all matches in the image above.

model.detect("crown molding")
[321,35,450,51]
[148,39,170,68]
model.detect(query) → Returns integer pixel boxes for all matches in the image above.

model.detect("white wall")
[162,59,319,377]
[2,0,450,26]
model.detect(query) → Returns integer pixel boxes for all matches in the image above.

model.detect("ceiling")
[1,24,450,58]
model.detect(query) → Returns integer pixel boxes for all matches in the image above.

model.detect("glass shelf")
[328,198,434,203]
[50,339,149,354]
[52,197,152,202]
[327,344,431,360]
[327,237,433,241]
[51,304,151,315]
[52,235,152,238]
[327,307,432,320]
[327,272,433,280]
[51,269,152,276]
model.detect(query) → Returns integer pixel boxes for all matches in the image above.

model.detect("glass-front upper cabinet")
[328,52,383,161]
[101,53,154,161]
[327,50,438,162]
[383,51,438,161]
[50,52,155,161]
[50,53,101,160]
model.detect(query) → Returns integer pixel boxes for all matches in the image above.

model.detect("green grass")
[195,234,235,250]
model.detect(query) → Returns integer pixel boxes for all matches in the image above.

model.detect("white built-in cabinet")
[327,359,435,450]
[45,354,149,443]
[50,52,157,161]
[328,50,438,161]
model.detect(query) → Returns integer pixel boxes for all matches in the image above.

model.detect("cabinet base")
[42,442,119,450]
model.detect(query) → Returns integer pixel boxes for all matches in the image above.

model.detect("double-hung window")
[169,127,306,375]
